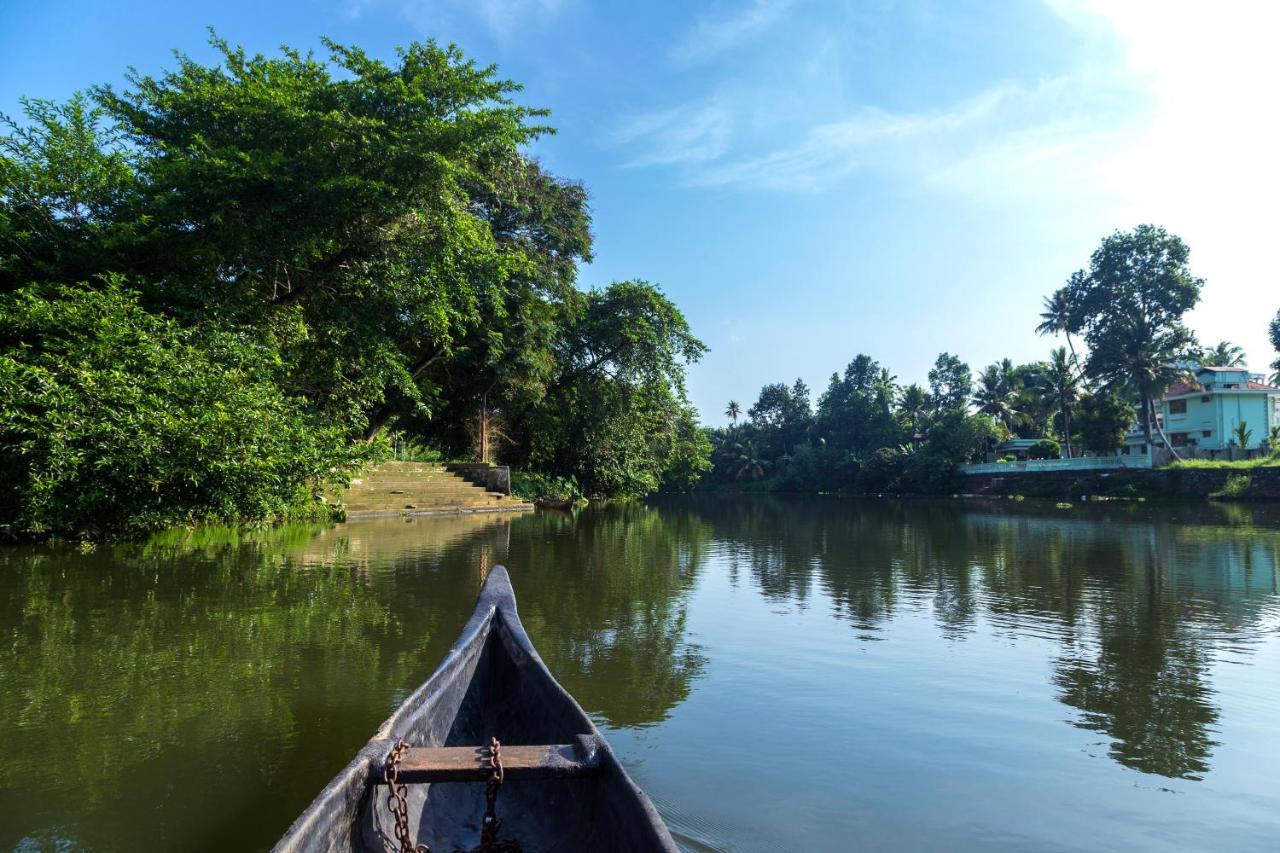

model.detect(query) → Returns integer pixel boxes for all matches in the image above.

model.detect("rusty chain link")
[385,739,430,853]
[460,737,521,853]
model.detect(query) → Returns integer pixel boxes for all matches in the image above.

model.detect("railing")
[960,456,1152,475]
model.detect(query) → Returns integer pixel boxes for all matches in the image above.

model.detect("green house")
[1120,366,1280,459]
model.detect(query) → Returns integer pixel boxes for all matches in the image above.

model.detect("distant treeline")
[707,225,1280,494]
[0,37,707,539]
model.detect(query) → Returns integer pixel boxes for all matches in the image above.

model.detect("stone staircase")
[343,462,532,518]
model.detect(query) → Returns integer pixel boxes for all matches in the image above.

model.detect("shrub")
[0,281,377,539]
[858,447,907,492]
[1078,394,1136,453]
[511,471,581,503]
[1027,439,1061,460]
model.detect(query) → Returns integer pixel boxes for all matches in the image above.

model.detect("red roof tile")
[1247,380,1279,390]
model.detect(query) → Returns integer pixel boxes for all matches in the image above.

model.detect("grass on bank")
[1167,453,1280,471]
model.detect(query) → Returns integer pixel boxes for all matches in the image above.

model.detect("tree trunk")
[1065,333,1084,380]
[1062,405,1073,458]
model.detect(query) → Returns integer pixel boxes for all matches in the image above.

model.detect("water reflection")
[1,499,1278,851]
[0,508,711,851]
[669,496,1280,780]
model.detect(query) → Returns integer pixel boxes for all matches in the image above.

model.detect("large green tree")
[518,281,709,497]
[1065,225,1202,451]
[816,355,902,455]
[927,352,971,414]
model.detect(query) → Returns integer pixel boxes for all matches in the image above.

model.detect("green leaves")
[0,281,377,539]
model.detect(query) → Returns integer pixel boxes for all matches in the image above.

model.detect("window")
[1171,433,1188,447]
[1203,430,1212,438]
[1201,395,1211,403]
[1169,399,1187,415]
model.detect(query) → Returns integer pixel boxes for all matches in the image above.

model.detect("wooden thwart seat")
[372,734,604,784]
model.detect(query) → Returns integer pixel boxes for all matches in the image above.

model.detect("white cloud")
[691,83,1021,190]
[1046,0,1280,369]
[611,100,734,167]
[670,0,797,65]
[396,0,569,40]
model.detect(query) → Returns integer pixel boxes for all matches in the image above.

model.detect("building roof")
[1159,378,1280,400]
[1196,365,1248,373]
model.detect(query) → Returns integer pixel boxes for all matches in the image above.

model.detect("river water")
[2,497,1278,851]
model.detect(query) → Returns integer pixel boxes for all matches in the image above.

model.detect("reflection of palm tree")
[1042,347,1079,457]
[725,400,741,426]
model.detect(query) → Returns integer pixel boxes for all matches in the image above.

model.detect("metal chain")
[385,739,431,853]
[459,737,521,853]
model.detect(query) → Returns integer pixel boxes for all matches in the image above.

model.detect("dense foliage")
[0,281,372,537]
[704,225,1238,491]
[0,37,707,537]
[706,352,1000,494]
[1063,225,1203,448]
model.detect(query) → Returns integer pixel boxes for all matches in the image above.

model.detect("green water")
[2,498,1279,851]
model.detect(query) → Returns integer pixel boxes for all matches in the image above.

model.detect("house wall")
[1161,393,1276,450]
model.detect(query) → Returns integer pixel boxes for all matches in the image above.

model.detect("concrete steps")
[343,461,533,517]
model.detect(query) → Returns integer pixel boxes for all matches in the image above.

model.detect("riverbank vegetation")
[706,225,1280,494]
[1,37,707,539]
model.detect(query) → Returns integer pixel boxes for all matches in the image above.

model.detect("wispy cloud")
[394,0,569,40]
[612,101,734,167]
[670,0,796,65]
[691,84,1022,191]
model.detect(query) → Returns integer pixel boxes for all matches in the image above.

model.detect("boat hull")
[273,566,677,852]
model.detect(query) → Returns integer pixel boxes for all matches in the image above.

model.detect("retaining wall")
[963,466,1280,500]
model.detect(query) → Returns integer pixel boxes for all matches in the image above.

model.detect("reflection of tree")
[502,502,713,728]
[1054,613,1219,779]
[0,517,532,851]
[672,495,1280,782]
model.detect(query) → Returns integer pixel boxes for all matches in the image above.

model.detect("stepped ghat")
[343,462,533,518]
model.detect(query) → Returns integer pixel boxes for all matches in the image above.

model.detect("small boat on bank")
[273,566,677,852]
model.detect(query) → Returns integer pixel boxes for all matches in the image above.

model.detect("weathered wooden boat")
[274,565,677,853]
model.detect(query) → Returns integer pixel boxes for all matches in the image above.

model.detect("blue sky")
[4,0,1277,424]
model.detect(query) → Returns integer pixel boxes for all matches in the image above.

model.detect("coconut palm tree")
[724,439,768,481]
[1041,347,1080,458]
[725,400,741,426]
[1231,421,1253,449]
[973,364,1020,430]
[1036,287,1083,375]
[1199,340,1246,367]
[1086,318,1194,458]
[896,383,930,439]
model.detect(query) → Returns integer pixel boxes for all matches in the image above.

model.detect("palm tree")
[1087,319,1193,458]
[1036,287,1083,376]
[725,439,768,481]
[1041,347,1080,458]
[725,400,741,426]
[1200,340,1246,367]
[896,383,930,439]
[973,364,1019,430]
[1231,421,1253,449]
